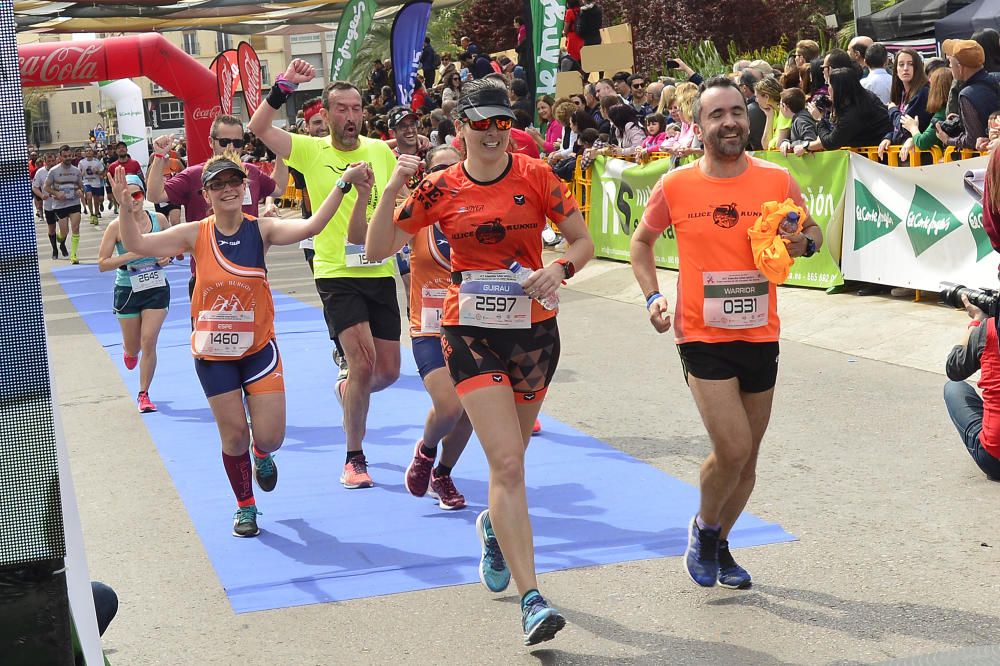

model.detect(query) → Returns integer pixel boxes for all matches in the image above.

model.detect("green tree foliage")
[452,0,522,53]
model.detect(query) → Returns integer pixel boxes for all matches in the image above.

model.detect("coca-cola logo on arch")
[192,105,222,121]
[19,44,103,84]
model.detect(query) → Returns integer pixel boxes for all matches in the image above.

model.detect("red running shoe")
[429,474,466,510]
[137,391,157,413]
[532,419,542,435]
[404,439,434,497]
[124,352,139,370]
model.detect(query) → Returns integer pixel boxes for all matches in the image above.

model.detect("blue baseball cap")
[125,174,145,191]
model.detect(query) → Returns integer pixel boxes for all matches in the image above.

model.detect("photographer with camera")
[944,285,1000,480]
[936,39,1000,151]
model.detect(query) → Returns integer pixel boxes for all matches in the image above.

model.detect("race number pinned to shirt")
[193,310,254,357]
[345,243,390,268]
[128,263,165,292]
[702,270,769,329]
[457,270,530,329]
[420,287,447,334]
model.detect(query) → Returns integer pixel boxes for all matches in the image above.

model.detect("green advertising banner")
[530,0,565,117]
[588,153,847,288]
[329,0,377,82]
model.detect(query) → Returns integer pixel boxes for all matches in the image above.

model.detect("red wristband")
[969,320,982,328]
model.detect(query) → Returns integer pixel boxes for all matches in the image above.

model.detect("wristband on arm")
[645,291,663,310]
[266,75,299,110]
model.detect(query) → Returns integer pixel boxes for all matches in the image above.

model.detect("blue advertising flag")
[390,0,432,105]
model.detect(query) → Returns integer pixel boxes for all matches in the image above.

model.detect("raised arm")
[146,134,174,204]
[268,155,288,198]
[112,169,196,257]
[249,59,317,160]
[364,155,421,261]
[260,162,371,247]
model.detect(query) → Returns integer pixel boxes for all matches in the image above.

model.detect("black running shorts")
[53,204,82,219]
[315,276,401,341]
[676,340,779,393]
[441,317,560,402]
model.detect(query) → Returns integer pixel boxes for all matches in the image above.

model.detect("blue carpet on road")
[55,263,795,614]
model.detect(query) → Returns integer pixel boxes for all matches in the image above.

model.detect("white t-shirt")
[33,167,56,211]
[78,158,105,188]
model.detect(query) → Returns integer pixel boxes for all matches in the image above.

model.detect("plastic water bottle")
[509,261,559,310]
[779,211,800,235]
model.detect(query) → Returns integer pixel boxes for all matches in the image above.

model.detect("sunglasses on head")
[213,137,246,149]
[428,163,454,173]
[463,116,513,131]
[130,190,145,201]
[206,176,245,192]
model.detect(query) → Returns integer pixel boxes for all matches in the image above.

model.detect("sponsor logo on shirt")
[513,194,526,205]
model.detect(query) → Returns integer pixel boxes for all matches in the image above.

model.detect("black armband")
[266,82,292,110]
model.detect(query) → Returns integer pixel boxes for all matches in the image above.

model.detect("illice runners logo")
[904,185,961,256]
[853,179,900,250]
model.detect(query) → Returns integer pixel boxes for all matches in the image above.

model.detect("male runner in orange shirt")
[630,76,823,589]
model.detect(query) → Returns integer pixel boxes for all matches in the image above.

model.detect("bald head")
[848,36,873,65]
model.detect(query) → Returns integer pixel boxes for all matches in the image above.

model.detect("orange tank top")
[408,224,453,338]
[642,155,798,344]
[189,215,276,360]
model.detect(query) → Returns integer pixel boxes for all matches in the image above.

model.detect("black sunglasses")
[213,137,245,149]
[428,163,453,173]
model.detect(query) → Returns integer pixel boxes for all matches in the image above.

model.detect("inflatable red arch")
[19,34,219,164]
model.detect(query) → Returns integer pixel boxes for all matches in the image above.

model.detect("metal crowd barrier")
[570,146,989,227]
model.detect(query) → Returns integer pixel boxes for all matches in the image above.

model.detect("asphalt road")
[42,212,1000,665]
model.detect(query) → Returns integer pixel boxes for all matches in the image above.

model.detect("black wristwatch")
[803,236,817,258]
[336,178,352,194]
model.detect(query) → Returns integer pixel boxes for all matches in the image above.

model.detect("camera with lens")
[940,282,1000,317]
[938,117,964,138]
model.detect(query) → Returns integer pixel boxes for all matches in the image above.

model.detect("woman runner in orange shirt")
[113,153,373,538]
[365,79,594,646]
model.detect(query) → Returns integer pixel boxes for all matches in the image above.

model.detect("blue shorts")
[194,339,285,398]
[412,335,445,380]
[85,184,105,195]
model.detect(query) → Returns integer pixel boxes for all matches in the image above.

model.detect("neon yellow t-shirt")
[768,112,793,150]
[287,134,398,279]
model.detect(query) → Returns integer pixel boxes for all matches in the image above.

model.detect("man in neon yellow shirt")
[250,59,400,490]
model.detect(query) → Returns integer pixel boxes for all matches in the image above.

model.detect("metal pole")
[854,0,872,22]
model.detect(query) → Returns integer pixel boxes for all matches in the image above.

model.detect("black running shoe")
[232,505,261,537]
[251,446,278,492]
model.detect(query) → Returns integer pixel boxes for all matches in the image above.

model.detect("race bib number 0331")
[702,270,769,329]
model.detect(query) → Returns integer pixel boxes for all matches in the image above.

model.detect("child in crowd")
[641,113,667,150]
[778,88,817,157]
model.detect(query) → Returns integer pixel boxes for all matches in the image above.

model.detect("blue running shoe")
[718,539,752,589]
[684,515,720,587]
[521,591,566,646]
[476,510,510,592]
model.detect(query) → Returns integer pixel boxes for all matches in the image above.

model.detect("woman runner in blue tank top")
[98,174,173,413]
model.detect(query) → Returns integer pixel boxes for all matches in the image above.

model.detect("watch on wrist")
[336,178,352,194]
[803,237,817,258]
[554,258,575,279]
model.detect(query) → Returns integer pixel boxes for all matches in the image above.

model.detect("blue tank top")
[115,211,163,288]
